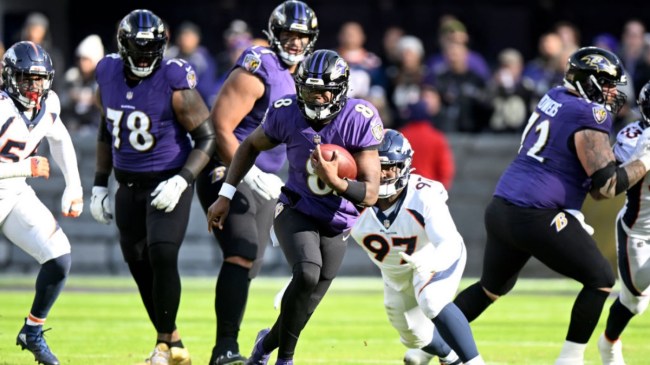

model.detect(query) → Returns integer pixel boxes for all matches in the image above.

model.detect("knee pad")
[620,286,650,315]
[292,262,321,291]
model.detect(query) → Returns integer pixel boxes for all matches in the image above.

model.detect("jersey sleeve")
[235,46,274,81]
[347,99,384,152]
[614,121,643,163]
[164,58,198,91]
[575,102,613,134]
[421,179,462,246]
[261,102,284,143]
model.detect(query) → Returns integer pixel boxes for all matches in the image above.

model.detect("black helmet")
[265,0,319,66]
[637,81,650,126]
[377,129,413,198]
[564,46,627,113]
[2,41,54,109]
[294,49,349,123]
[117,9,168,78]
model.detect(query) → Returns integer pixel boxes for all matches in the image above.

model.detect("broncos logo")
[581,54,618,77]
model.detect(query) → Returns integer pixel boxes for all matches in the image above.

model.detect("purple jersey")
[231,46,295,173]
[494,86,613,209]
[96,54,195,173]
[262,96,384,233]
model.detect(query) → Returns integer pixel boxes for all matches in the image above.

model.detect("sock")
[566,287,608,343]
[215,261,251,354]
[149,242,181,334]
[127,259,156,326]
[453,282,493,322]
[604,298,635,341]
[421,327,453,356]
[31,254,71,319]
[432,303,480,362]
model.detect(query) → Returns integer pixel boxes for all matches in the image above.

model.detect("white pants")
[617,218,650,314]
[383,246,467,348]
[1,187,70,264]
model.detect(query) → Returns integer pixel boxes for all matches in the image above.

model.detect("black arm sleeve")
[179,119,216,183]
[590,161,629,195]
[341,179,367,205]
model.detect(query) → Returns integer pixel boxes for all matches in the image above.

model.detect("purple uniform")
[494,86,613,210]
[262,95,384,233]
[95,54,195,173]
[231,46,295,173]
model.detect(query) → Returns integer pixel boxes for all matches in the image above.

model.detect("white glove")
[61,185,83,218]
[628,127,650,170]
[150,175,189,212]
[242,165,284,201]
[91,186,113,224]
[399,251,437,281]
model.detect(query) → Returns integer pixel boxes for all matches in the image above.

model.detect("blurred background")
[0,0,643,277]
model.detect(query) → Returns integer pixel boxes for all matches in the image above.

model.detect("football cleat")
[170,345,192,365]
[404,348,433,365]
[274,359,293,365]
[139,343,171,365]
[598,333,626,365]
[16,320,60,365]
[211,350,246,365]
[246,328,271,365]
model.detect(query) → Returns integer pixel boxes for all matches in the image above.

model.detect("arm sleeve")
[47,117,82,188]
[423,184,464,270]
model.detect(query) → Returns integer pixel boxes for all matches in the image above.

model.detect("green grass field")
[1,276,648,364]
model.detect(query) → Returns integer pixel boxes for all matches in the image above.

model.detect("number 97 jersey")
[350,174,465,291]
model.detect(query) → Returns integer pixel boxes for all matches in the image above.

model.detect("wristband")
[218,182,237,200]
[94,172,110,187]
[341,179,366,205]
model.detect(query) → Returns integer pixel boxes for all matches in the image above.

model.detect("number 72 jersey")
[494,86,613,210]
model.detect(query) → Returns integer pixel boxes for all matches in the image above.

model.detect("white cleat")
[598,333,626,365]
[404,348,433,365]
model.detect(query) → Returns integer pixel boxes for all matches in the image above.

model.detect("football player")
[351,129,484,365]
[207,49,382,365]
[597,80,650,365]
[195,2,319,364]
[453,46,650,365]
[89,9,216,365]
[2,41,83,365]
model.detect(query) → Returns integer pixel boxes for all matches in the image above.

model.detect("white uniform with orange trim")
[350,174,466,348]
[0,90,81,263]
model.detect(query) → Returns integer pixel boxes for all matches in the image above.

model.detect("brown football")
[319,144,357,179]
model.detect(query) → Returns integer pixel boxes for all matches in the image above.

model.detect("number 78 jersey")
[494,86,613,210]
[350,174,464,291]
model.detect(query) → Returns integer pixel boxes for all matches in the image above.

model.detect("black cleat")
[16,319,60,365]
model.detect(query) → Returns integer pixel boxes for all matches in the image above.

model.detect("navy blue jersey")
[96,54,195,173]
[262,95,384,233]
[231,46,295,173]
[494,86,613,209]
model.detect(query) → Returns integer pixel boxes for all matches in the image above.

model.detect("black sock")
[604,298,635,340]
[566,286,609,343]
[215,262,251,354]
[31,254,71,318]
[453,282,493,322]
[169,340,184,348]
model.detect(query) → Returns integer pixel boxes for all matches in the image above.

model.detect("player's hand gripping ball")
[319,144,357,180]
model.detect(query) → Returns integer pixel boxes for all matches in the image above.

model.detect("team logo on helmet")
[592,105,608,124]
[581,54,618,77]
[330,58,348,81]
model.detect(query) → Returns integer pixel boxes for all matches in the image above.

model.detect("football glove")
[61,185,83,218]
[243,165,283,201]
[151,175,189,213]
[399,251,437,281]
[90,186,113,224]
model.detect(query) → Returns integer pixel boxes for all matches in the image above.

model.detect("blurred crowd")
[2,11,650,179]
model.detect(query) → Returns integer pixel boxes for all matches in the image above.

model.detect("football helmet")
[378,129,413,199]
[1,41,54,110]
[637,80,650,126]
[265,0,319,66]
[295,49,349,123]
[117,9,168,78]
[564,46,627,114]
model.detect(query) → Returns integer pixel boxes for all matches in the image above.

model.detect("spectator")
[620,19,647,96]
[399,97,455,190]
[166,21,219,105]
[553,20,581,52]
[434,41,491,133]
[337,21,384,97]
[522,32,565,103]
[488,48,533,133]
[60,34,104,136]
[425,16,491,83]
[20,12,65,92]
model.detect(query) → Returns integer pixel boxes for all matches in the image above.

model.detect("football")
[319,143,357,180]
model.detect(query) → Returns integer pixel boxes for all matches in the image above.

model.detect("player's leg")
[145,184,194,364]
[197,167,274,364]
[418,245,484,364]
[526,210,615,365]
[599,217,650,364]
[6,190,71,365]
[454,197,530,321]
